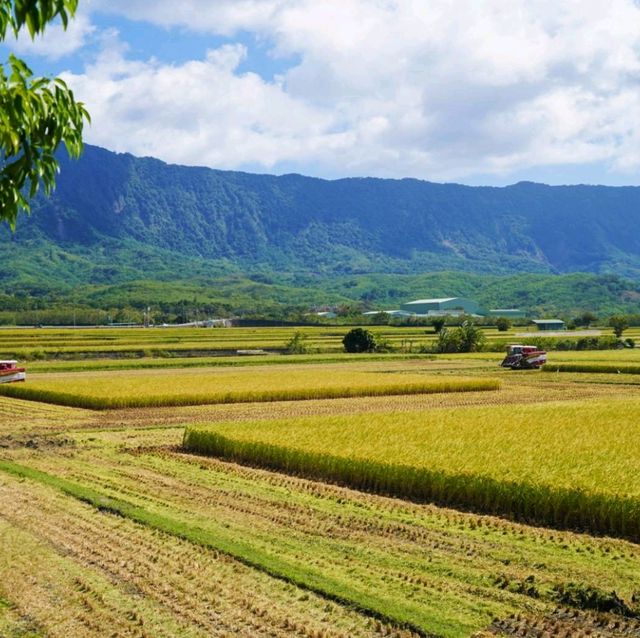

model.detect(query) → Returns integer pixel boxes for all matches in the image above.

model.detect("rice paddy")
[0,325,638,638]
[0,366,499,409]
[3,324,638,360]
[184,398,640,539]
[544,362,640,374]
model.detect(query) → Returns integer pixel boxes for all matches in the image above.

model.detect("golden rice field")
[0,325,443,358]
[2,324,636,360]
[0,366,499,409]
[184,398,640,540]
[1,326,639,638]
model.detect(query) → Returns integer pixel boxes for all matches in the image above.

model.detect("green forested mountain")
[1,144,640,316]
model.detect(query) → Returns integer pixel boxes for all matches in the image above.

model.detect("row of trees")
[340,316,634,356]
[431,314,631,337]
[341,323,486,354]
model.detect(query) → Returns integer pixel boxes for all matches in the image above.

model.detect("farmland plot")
[0,366,498,409]
[0,472,396,638]
[0,326,639,638]
[184,398,640,540]
[3,427,640,638]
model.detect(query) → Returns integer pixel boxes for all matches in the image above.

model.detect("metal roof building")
[400,297,482,316]
[362,310,414,317]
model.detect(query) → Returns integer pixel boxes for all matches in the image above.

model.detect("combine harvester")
[0,360,26,383]
[500,345,547,370]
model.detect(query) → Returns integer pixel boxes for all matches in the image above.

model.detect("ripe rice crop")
[27,352,423,373]
[184,398,640,541]
[543,363,640,374]
[0,325,443,359]
[0,368,499,409]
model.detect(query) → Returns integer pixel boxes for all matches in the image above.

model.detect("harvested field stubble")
[184,398,640,540]
[0,396,96,434]
[5,428,640,638]
[0,473,399,638]
[544,363,640,374]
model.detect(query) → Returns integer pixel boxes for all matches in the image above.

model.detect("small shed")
[532,319,566,331]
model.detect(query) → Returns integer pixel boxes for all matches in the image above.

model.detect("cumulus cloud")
[67,0,640,181]
[62,35,345,169]
[11,11,95,60]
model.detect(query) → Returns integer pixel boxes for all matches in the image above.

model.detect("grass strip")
[0,377,499,410]
[183,428,640,543]
[543,364,640,375]
[0,459,441,637]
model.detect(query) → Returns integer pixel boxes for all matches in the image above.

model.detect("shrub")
[435,322,485,353]
[525,335,623,352]
[495,317,511,332]
[284,332,311,354]
[430,317,446,334]
[609,315,629,338]
[373,336,394,353]
[575,337,598,350]
[435,328,461,353]
[457,321,486,352]
[342,328,377,353]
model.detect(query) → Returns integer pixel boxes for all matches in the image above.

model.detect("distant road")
[515,330,602,337]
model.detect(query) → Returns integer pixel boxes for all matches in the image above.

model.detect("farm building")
[362,310,415,318]
[532,319,566,331]
[400,297,482,316]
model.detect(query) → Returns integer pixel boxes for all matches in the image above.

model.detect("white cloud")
[11,12,95,60]
[66,0,640,182]
[62,38,344,169]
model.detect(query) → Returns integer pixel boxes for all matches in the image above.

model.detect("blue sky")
[3,0,640,186]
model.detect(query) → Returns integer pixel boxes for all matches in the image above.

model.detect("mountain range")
[1,144,640,315]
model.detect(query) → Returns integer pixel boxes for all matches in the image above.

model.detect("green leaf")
[0,46,89,226]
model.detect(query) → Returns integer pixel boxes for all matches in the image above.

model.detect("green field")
[0,326,639,638]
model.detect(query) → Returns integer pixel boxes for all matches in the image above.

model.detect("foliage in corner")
[0,0,89,228]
